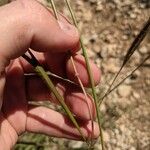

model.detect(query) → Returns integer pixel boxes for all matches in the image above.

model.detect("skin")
[0,0,101,149]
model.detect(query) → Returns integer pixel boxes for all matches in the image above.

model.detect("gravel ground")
[0,0,150,150]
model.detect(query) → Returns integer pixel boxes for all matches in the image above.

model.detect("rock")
[84,10,93,21]
[76,1,84,6]
[139,3,147,9]
[117,85,132,97]
[139,46,148,54]
[82,37,89,45]
[96,5,103,12]
[68,141,83,149]
[122,34,129,40]
[130,13,137,19]
[96,2,103,12]
[100,46,108,58]
[107,44,119,57]
[133,92,140,99]
[103,58,120,73]
[103,131,110,142]
[100,103,106,113]
[88,49,96,58]
[130,147,136,150]
[120,125,126,134]
[93,44,101,53]
[95,58,101,68]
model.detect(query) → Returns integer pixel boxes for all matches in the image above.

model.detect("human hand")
[0,0,100,149]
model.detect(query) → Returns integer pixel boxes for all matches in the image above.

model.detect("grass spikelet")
[100,17,150,104]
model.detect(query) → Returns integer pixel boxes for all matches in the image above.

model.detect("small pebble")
[118,85,132,97]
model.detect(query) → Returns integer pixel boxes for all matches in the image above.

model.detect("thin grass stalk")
[46,71,78,85]
[64,0,104,149]
[100,17,150,104]
[47,0,58,19]
[70,56,94,144]
[34,65,86,141]
[25,72,77,86]
[99,54,150,106]
[22,52,86,141]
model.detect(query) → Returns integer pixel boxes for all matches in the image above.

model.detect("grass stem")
[64,0,105,149]
[35,65,86,141]
[70,56,94,144]
[22,51,86,141]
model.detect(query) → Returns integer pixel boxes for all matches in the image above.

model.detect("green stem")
[64,0,104,149]
[80,38,104,150]
[34,65,86,141]
[22,51,86,140]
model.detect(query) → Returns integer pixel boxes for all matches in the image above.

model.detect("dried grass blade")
[25,72,78,86]
[70,56,94,144]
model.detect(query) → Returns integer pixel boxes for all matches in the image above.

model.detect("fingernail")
[58,20,79,37]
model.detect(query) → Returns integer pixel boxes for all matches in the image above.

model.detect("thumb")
[0,0,79,72]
